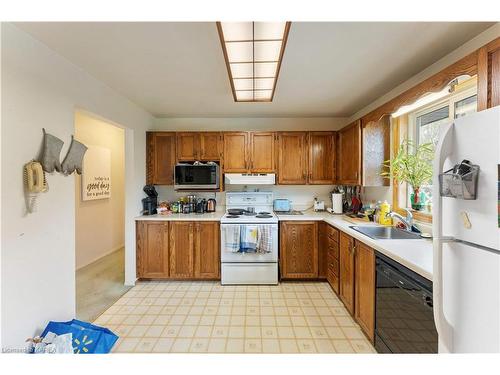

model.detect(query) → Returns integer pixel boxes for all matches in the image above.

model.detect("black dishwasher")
[375,252,438,353]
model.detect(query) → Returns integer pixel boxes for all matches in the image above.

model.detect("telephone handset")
[24,161,47,193]
[24,161,48,213]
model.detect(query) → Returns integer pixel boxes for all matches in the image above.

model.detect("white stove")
[220,211,278,224]
[220,192,278,285]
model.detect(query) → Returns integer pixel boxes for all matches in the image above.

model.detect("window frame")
[392,76,478,223]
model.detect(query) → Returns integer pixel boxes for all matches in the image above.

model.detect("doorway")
[74,110,130,322]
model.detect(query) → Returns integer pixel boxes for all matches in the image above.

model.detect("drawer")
[327,254,339,275]
[327,268,339,294]
[327,238,339,260]
[326,225,339,242]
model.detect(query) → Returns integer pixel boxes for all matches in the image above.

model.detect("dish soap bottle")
[378,200,392,226]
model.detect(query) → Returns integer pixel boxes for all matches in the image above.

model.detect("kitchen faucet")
[386,208,414,231]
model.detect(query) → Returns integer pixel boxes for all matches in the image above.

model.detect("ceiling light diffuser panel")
[217,22,291,102]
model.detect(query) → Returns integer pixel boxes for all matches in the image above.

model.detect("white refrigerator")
[433,106,500,353]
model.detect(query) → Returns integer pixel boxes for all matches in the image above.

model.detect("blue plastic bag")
[41,319,118,354]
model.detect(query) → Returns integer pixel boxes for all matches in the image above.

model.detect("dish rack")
[438,164,479,200]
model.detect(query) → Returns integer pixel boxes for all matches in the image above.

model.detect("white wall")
[156,185,336,211]
[153,117,347,131]
[75,112,125,269]
[0,23,153,349]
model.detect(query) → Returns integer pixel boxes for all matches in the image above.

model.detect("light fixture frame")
[216,21,291,102]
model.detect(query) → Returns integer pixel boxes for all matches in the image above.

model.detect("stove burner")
[258,211,270,215]
[243,212,257,216]
[256,214,272,218]
[226,215,240,218]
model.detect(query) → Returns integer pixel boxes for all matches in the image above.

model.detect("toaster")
[273,199,291,212]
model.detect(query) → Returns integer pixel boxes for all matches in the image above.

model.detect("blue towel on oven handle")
[240,225,259,252]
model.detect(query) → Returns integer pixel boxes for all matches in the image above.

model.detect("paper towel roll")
[331,193,343,214]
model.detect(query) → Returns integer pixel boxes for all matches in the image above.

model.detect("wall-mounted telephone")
[24,161,48,213]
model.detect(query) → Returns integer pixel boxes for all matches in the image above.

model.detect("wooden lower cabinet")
[194,221,220,279]
[318,222,328,279]
[169,221,195,278]
[280,221,318,279]
[354,242,376,341]
[339,231,355,314]
[136,221,220,280]
[325,224,340,294]
[136,221,169,278]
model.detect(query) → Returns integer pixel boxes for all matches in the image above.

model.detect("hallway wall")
[0,23,153,349]
[75,112,125,269]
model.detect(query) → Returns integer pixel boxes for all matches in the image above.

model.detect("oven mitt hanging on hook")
[40,128,64,173]
[61,136,88,175]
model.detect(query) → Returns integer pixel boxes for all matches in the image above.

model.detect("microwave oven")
[174,164,220,190]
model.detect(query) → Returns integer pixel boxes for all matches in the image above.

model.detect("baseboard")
[76,244,125,270]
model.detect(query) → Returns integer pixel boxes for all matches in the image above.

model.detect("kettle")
[206,198,216,213]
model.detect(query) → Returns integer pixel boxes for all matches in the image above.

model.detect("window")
[396,76,477,216]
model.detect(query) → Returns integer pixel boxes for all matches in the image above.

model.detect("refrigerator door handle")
[432,121,454,353]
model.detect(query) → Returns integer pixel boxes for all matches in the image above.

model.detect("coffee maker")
[142,185,158,215]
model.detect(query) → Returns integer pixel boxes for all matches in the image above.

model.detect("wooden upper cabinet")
[280,221,318,279]
[176,132,222,161]
[338,121,362,185]
[146,132,176,185]
[339,231,355,314]
[223,132,248,172]
[199,132,222,161]
[363,116,390,187]
[194,222,220,279]
[176,132,198,161]
[278,132,308,185]
[308,132,336,184]
[355,241,376,341]
[169,221,195,278]
[250,132,276,173]
[478,38,500,110]
[136,221,169,278]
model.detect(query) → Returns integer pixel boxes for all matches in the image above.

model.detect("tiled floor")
[94,281,375,353]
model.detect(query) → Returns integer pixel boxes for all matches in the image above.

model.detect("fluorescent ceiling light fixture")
[392,87,450,118]
[217,22,291,102]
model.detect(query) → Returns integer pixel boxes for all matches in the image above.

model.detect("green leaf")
[380,139,434,189]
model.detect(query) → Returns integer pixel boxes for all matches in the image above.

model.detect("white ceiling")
[15,22,493,118]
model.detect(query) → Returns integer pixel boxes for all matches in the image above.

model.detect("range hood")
[224,173,276,185]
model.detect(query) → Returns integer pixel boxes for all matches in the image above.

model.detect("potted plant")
[381,139,434,210]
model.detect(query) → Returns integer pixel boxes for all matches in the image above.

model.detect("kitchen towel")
[240,225,258,252]
[257,225,273,253]
[224,225,241,253]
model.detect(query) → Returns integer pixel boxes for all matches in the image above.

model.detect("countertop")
[135,209,433,281]
[135,211,224,221]
[277,210,433,281]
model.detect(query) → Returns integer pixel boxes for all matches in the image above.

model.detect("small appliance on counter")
[313,198,325,212]
[206,198,216,213]
[273,198,291,212]
[142,185,158,215]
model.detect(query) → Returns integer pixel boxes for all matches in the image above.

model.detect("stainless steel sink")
[350,226,422,240]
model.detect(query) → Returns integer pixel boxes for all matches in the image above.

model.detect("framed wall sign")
[82,145,111,201]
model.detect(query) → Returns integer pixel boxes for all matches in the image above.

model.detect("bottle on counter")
[378,200,392,226]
